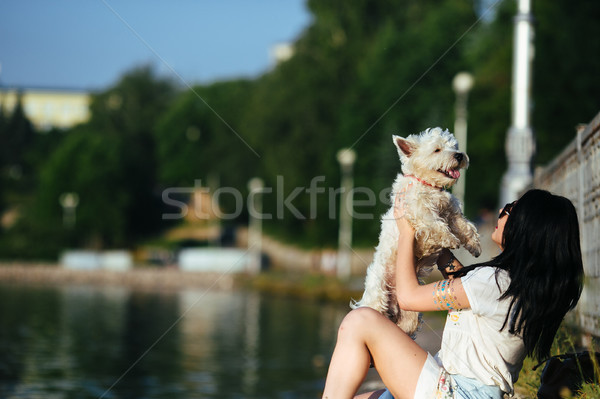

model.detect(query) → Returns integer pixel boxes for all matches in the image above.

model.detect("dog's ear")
[393,135,415,157]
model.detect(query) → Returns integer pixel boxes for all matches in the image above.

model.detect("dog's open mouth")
[438,168,461,179]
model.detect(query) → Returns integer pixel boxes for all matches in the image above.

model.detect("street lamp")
[247,177,264,275]
[500,0,535,205]
[452,72,474,210]
[336,148,356,280]
[59,192,79,229]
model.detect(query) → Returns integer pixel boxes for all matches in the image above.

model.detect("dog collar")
[405,175,445,191]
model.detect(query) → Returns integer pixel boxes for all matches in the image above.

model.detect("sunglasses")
[499,201,516,219]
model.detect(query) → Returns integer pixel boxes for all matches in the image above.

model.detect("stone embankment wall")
[236,227,374,275]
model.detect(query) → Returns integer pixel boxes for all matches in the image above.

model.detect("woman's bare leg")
[322,307,428,399]
[322,309,373,398]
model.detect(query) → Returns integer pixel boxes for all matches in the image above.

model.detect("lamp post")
[59,192,79,229]
[336,148,356,280]
[452,72,474,210]
[500,0,535,205]
[247,177,264,275]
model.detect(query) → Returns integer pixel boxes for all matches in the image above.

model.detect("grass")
[241,270,362,303]
[514,322,600,398]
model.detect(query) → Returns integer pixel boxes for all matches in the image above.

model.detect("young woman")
[322,189,584,399]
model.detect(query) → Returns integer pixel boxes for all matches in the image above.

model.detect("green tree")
[84,66,177,240]
[0,103,7,214]
[0,93,37,198]
[154,80,258,189]
[35,129,128,248]
[532,0,600,163]
[28,66,176,251]
[154,79,259,222]
[462,0,514,215]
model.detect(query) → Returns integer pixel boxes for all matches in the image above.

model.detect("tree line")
[1,0,599,259]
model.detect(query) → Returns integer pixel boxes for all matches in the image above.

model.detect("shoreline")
[0,263,238,292]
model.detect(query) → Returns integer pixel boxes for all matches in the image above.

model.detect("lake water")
[0,283,350,399]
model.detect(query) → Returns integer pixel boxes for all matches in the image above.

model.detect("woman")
[322,189,584,399]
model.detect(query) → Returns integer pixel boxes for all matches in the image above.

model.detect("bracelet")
[433,279,461,311]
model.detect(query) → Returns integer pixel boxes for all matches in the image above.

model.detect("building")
[0,87,91,130]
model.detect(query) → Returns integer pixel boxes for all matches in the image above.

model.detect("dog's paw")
[440,235,461,250]
[465,240,482,257]
[397,309,420,337]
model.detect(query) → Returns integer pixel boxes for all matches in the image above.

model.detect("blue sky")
[0,0,311,91]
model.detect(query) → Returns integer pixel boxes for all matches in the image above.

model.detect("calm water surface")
[0,283,349,398]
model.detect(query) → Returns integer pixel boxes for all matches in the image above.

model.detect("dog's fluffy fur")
[351,127,481,336]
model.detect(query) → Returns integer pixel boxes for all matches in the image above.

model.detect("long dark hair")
[456,189,584,361]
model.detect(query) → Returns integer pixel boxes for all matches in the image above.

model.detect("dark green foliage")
[36,129,129,247]
[154,80,258,189]
[1,66,177,256]
[462,0,514,215]
[532,0,600,163]
[84,66,177,241]
[0,93,37,201]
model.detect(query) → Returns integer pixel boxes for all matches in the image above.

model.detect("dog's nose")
[454,153,464,163]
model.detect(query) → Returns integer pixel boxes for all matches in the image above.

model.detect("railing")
[532,111,600,337]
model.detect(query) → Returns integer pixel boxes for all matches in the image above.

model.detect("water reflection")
[0,283,348,398]
[178,290,346,397]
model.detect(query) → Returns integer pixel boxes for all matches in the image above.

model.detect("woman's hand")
[394,181,415,238]
[436,248,463,279]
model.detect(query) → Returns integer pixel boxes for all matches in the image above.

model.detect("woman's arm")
[393,191,470,312]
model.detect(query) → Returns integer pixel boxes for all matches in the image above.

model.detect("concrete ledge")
[178,248,249,273]
[60,250,133,271]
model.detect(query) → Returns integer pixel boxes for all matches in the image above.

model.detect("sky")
[0,0,312,91]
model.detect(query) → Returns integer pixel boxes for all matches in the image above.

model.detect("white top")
[437,267,526,394]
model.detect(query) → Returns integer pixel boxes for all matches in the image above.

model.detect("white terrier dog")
[351,127,481,336]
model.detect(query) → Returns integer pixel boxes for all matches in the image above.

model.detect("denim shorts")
[378,353,504,399]
[452,374,503,399]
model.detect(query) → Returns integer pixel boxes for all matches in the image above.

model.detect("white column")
[500,0,536,205]
[247,178,264,274]
[452,72,474,210]
[336,149,356,280]
[59,192,79,229]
